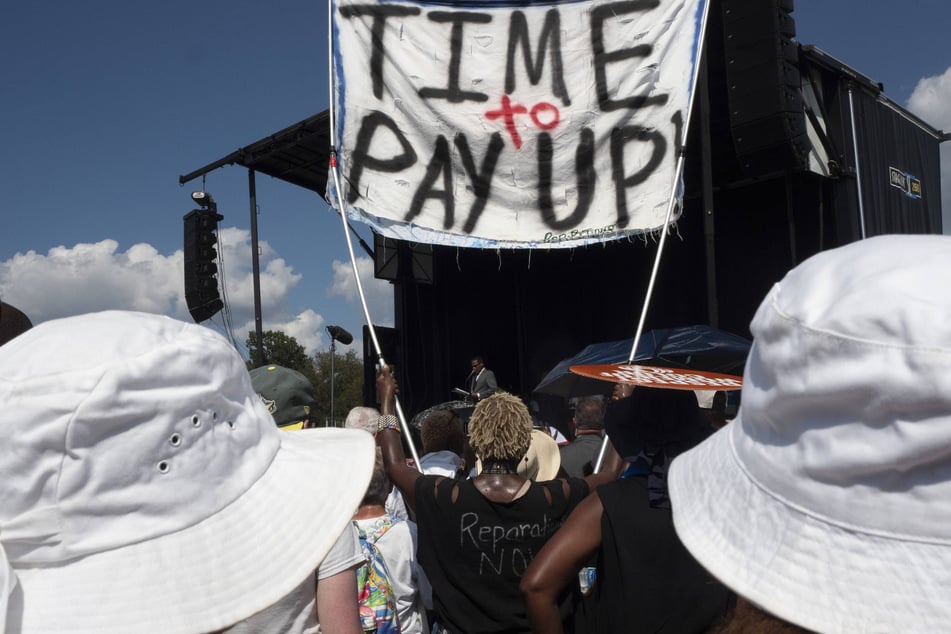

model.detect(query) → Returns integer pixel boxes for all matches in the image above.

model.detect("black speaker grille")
[722,0,809,177]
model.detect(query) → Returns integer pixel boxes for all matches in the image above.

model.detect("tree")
[312,348,365,426]
[245,331,317,384]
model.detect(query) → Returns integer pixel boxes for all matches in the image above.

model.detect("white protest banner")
[330,0,707,248]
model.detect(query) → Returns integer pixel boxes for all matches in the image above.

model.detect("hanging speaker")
[722,0,810,177]
[183,208,224,323]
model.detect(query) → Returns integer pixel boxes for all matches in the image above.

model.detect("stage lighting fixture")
[191,191,217,209]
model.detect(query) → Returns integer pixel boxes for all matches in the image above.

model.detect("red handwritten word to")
[485,96,560,149]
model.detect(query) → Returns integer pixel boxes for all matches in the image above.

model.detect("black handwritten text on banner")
[331,0,703,248]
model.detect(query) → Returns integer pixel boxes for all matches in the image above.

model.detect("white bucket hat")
[669,234,951,633]
[474,430,562,480]
[517,429,562,481]
[0,311,374,633]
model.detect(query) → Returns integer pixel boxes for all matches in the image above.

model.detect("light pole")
[326,325,353,426]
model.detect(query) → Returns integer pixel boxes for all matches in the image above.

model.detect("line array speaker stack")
[722,0,809,177]
[183,209,224,323]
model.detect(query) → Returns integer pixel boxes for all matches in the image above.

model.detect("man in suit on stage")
[467,355,498,402]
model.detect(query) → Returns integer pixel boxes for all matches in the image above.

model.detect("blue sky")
[2,1,948,359]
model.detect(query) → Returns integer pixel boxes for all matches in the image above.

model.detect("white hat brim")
[9,427,374,633]
[669,418,951,634]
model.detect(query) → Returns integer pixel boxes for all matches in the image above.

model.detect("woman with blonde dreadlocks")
[375,366,623,634]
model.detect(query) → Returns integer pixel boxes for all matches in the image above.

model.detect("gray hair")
[345,406,381,435]
[574,396,604,431]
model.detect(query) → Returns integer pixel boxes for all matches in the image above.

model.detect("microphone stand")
[329,337,337,426]
[465,370,474,401]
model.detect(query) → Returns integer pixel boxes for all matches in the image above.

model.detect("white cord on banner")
[326,0,422,469]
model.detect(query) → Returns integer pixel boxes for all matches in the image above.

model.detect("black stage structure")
[181,0,946,429]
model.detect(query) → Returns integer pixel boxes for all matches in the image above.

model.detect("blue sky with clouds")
[1,1,948,359]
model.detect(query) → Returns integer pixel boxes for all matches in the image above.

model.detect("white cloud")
[0,240,183,323]
[236,309,326,359]
[906,66,951,233]
[0,227,383,359]
[215,227,301,318]
[329,255,394,328]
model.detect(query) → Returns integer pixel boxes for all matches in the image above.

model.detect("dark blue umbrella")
[533,325,751,398]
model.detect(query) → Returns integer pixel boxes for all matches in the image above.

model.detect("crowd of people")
[2,233,951,633]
